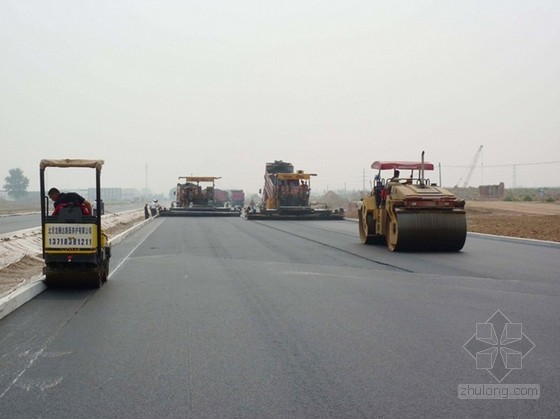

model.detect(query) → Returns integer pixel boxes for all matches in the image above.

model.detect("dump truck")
[246,160,344,220]
[159,176,241,217]
[230,190,245,208]
[213,189,230,207]
[211,189,245,208]
[40,159,111,288]
[358,152,466,251]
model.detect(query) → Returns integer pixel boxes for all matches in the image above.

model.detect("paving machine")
[40,159,111,287]
[159,176,241,217]
[246,160,344,220]
[358,152,466,251]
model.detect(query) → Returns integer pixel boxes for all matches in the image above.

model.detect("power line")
[443,160,560,168]
[486,160,560,168]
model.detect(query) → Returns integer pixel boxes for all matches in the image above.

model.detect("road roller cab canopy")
[371,161,434,171]
[40,159,104,170]
[179,176,221,184]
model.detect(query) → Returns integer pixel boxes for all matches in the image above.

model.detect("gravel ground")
[465,201,560,242]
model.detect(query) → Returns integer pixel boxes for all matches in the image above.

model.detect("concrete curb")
[467,231,560,247]
[0,215,157,321]
[109,215,156,246]
[0,280,47,320]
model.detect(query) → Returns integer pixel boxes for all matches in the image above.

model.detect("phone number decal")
[45,223,96,249]
[48,237,93,247]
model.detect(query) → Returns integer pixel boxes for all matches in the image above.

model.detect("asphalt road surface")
[0,213,41,235]
[1,217,558,418]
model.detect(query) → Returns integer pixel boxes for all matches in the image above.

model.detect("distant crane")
[455,145,483,188]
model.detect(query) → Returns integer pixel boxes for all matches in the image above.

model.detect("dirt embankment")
[464,201,560,242]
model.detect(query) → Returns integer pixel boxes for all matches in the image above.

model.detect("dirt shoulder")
[465,201,560,242]
[465,201,560,216]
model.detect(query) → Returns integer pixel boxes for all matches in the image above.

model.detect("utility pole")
[362,169,366,192]
[480,149,484,185]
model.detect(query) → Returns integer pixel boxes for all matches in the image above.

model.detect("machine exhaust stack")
[420,151,425,187]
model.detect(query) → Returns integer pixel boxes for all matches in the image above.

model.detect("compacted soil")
[465,201,560,242]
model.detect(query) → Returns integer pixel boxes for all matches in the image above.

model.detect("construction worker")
[48,187,92,215]
[150,199,159,216]
[144,203,150,219]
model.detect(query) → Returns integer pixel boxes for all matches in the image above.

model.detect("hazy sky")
[1,0,559,195]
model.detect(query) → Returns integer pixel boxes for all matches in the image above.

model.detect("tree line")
[2,168,29,200]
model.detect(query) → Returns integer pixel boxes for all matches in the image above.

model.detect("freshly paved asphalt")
[0,217,558,417]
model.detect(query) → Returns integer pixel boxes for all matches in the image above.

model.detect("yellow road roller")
[40,159,110,287]
[358,152,466,251]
